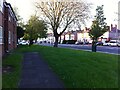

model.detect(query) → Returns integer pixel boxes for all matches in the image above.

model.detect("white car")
[108,41,118,46]
[19,41,29,45]
[103,42,109,46]
[117,42,120,47]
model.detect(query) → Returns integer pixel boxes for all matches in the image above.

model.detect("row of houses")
[118,1,120,30]
[0,0,17,58]
[47,24,120,44]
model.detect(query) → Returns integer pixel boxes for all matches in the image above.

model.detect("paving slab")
[19,52,64,88]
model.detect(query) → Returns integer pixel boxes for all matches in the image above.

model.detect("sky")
[6,0,120,28]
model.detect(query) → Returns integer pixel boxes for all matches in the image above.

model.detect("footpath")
[18,52,64,88]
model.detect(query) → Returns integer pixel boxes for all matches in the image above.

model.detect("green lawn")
[2,47,23,88]
[2,45,118,88]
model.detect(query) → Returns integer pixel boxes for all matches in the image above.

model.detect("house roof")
[4,2,17,21]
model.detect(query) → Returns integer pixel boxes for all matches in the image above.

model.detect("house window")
[11,32,13,42]
[0,26,3,44]
[9,31,11,44]
[71,35,74,40]
[9,16,11,22]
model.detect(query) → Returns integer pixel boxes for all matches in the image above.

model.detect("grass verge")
[35,45,118,88]
[2,47,23,88]
[2,45,118,88]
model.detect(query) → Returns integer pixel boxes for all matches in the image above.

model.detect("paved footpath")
[18,52,64,88]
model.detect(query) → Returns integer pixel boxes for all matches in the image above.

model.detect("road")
[59,44,120,55]
[39,43,120,55]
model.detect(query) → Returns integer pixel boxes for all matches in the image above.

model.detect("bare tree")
[36,0,91,47]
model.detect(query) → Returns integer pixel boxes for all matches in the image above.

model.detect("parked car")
[19,41,29,45]
[103,41,109,46]
[75,41,83,45]
[103,42,109,46]
[108,41,118,46]
[89,40,92,44]
[118,42,120,47]
[83,41,89,45]
[96,41,103,46]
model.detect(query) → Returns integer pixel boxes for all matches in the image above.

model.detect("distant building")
[109,24,119,40]
[99,24,120,42]
[64,31,77,40]
[60,27,91,43]
[99,26,110,42]
[47,32,55,44]
[46,24,120,44]
[77,27,91,42]
[60,32,66,43]
[118,1,120,30]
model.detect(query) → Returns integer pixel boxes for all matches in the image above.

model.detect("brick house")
[0,0,4,58]
[0,0,17,58]
[62,31,77,41]
[47,32,55,43]
[118,1,120,30]
[109,24,120,40]
[69,31,77,40]
[99,24,120,42]
[46,25,119,44]
[59,28,91,43]
[60,32,66,43]
[77,27,91,42]
[4,2,17,53]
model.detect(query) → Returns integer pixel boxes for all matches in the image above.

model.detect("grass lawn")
[2,45,118,88]
[2,47,23,88]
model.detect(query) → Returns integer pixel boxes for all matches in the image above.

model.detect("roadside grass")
[33,45,118,88]
[2,45,118,88]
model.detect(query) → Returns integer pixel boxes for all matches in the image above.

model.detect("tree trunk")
[92,40,97,52]
[59,36,61,44]
[54,36,59,47]
[29,39,34,46]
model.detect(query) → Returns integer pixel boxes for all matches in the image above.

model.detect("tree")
[24,15,47,45]
[89,5,109,52]
[13,7,25,43]
[17,26,25,40]
[36,0,91,47]
[13,7,24,27]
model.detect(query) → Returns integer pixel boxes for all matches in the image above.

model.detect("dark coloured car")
[96,41,103,46]
[84,41,89,44]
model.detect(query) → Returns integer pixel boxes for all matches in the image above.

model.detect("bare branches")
[36,0,90,30]
[35,0,91,46]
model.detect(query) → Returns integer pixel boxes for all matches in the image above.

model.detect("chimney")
[111,24,113,28]
[111,24,113,31]
[115,24,117,29]
[106,26,110,31]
